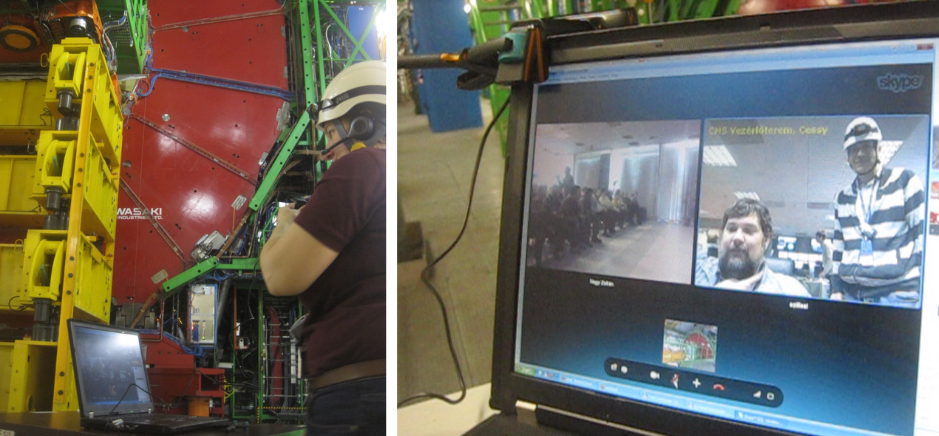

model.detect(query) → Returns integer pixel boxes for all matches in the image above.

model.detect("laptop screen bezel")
[68,319,155,418]
[490,3,939,435]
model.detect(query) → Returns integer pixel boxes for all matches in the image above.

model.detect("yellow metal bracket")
[34,132,77,193]
[50,51,86,99]
[22,231,67,301]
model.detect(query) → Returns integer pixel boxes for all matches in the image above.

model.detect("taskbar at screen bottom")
[514,362,904,436]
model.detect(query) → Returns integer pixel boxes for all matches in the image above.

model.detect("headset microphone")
[322,136,356,156]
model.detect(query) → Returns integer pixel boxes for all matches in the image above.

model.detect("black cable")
[7,296,26,311]
[108,383,170,416]
[179,370,197,400]
[246,258,260,320]
[56,0,76,15]
[40,108,52,126]
[397,97,510,408]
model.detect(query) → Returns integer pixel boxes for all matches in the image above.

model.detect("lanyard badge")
[856,178,879,256]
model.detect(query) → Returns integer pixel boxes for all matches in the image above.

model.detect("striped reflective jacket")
[833,167,925,288]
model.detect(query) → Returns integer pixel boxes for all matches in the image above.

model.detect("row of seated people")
[527,183,646,266]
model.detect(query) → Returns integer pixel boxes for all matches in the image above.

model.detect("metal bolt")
[67,291,71,295]
[80,153,84,157]
[68,273,73,278]
[59,372,65,377]
[162,114,171,122]
[70,256,74,261]
[58,390,64,395]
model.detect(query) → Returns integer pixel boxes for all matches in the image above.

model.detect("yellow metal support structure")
[0,80,52,146]
[0,244,27,313]
[6,341,58,412]
[45,38,124,167]
[0,37,121,412]
[32,130,119,240]
[0,342,12,411]
[53,37,119,411]
[0,156,45,228]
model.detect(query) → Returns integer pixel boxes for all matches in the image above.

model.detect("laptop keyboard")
[126,414,213,425]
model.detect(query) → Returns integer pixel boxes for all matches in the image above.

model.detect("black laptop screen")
[70,322,152,416]
[515,37,938,436]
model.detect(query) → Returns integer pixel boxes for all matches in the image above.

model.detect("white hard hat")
[843,117,882,150]
[316,60,386,130]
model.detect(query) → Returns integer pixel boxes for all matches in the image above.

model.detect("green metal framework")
[97,0,150,74]
[313,0,385,74]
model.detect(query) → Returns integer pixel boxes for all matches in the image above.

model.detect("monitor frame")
[491,3,939,435]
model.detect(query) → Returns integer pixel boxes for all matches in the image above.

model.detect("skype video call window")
[515,39,939,436]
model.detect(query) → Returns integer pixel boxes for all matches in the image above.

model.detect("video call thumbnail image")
[662,319,717,373]
[696,115,929,309]
[527,120,701,284]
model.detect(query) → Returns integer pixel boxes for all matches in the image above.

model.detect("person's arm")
[905,173,926,254]
[830,194,845,300]
[821,242,833,278]
[260,204,339,296]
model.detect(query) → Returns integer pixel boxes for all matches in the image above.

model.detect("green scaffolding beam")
[161,109,312,295]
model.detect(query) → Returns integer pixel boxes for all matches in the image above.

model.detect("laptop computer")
[472,3,939,435]
[67,319,231,434]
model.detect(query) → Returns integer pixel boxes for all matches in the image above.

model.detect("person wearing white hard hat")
[830,116,925,308]
[260,60,386,435]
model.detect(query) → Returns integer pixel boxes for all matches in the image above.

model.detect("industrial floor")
[397,98,503,405]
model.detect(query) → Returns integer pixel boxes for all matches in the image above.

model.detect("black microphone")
[321,136,356,156]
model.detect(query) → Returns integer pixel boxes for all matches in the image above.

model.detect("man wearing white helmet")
[831,116,925,308]
[260,60,386,435]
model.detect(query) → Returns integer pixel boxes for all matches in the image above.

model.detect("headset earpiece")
[348,116,375,140]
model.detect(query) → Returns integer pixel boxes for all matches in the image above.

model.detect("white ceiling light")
[878,140,902,167]
[703,145,737,167]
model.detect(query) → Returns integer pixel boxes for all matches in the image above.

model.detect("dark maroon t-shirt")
[293,148,386,376]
